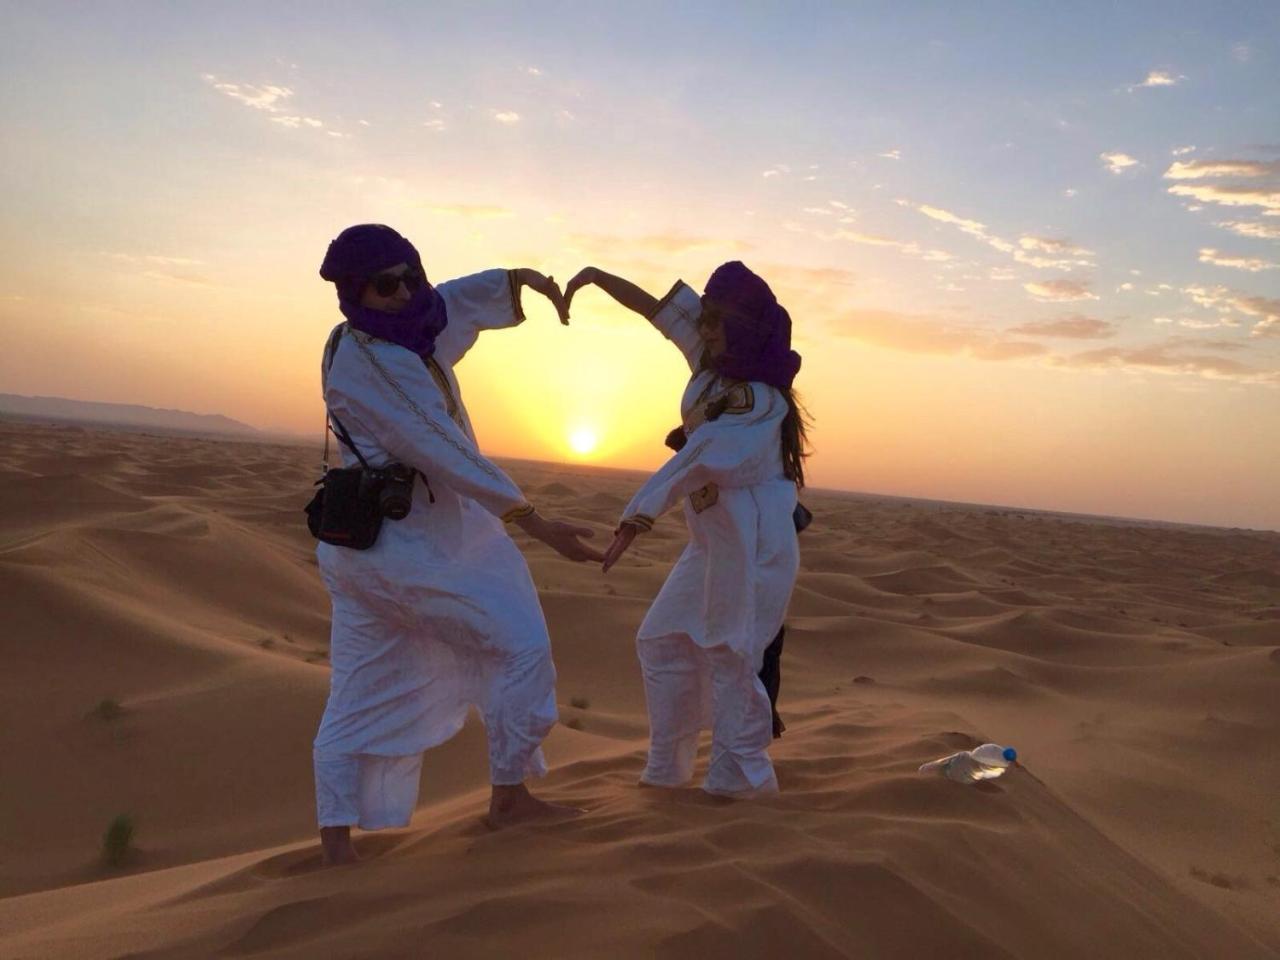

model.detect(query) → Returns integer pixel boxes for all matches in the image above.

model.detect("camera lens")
[378,465,415,520]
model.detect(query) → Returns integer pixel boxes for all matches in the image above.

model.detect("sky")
[1,1,1278,529]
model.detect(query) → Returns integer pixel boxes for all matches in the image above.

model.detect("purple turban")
[703,261,802,390]
[318,224,448,359]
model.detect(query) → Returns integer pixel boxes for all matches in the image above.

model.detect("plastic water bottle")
[919,743,1017,783]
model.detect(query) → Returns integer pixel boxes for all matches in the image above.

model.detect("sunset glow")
[568,426,599,457]
[0,4,1277,528]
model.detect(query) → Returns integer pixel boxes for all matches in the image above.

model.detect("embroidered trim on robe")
[502,503,536,523]
[353,336,507,484]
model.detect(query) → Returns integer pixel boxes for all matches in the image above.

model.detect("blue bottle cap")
[1002,747,1017,762]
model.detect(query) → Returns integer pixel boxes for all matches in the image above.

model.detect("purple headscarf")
[318,224,448,358]
[703,261,802,390]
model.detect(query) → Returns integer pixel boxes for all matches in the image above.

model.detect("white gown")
[313,269,556,830]
[620,281,800,796]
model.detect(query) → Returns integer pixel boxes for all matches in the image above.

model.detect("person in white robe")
[313,224,603,864]
[564,261,809,797]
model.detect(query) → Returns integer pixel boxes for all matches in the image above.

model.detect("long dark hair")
[780,388,812,489]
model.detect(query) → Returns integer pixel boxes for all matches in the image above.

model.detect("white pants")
[314,591,555,830]
[637,634,778,796]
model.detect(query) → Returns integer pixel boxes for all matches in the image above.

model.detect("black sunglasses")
[369,269,425,297]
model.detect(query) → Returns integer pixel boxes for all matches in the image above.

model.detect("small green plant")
[92,699,123,721]
[570,696,590,710]
[102,814,135,867]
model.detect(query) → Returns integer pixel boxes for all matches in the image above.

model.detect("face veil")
[319,224,449,358]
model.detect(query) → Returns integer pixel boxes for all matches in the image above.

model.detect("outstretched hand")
[563,267,598,312]
[516,512,606,563]
[602,522,638,573]
[518,269,570,324]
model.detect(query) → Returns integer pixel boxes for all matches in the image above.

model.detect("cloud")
[1165,159,1278,179]
[1024,278,1099,302]
[202,74,293,112]
[105,252,204,267]
[1198,248,1279,272]
[829,307,1277,385]
[270,116,323,129]
[1168,183,1280,215]
[1018,236,1090,255]
[1132,69,1181,89]
[757,264,859,295]
[1162,158,1280,215]
[423,118,446,132]
[1215,220,1280,239]
[822,228,952,263]
[1052,341,1277,384]
[878,149,901,160]
[139,270,213,286]
[1101,152,1139,174]
[424,203,515,219]
[1008,315,1118,339]
[492,111,520,125]
[834,308,1045,360]
[568,232,752,257]
[903,201,1092,272]
[1181,285,1280,336]
[525,66,544,77]
[1013,236,1094,270]
[1232,42,1252,63]
[761,164,791,178]
[914,204,1016,253]
[1171,145,1196,156]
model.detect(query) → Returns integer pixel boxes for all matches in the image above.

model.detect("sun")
[568,426,598,456]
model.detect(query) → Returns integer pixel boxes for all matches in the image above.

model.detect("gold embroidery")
[689,483,719,513]
[682,380,753,434]
[507,270,527,323]
[502,503,536,523]
[353,337,506,484]
[647,280,686,320]
[723,383,755,415]
[425,358,465,430]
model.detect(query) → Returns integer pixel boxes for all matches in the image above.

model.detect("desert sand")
[1,417,1277,959]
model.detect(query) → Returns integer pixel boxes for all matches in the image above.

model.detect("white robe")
[313,269,556,830]
[621,281,800,795]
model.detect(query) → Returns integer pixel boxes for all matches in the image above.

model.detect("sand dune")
[1,418,1277,958]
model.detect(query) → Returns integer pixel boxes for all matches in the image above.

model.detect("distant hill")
[0,393,259,436]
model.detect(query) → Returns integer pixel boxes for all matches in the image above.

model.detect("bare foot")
[320,826,360,866]
[485,783,583,829]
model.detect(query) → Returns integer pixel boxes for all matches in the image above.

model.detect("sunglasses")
[369,269,425,297]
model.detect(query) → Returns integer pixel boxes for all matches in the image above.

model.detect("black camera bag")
[304,412,387,550]
[303,325,404,550]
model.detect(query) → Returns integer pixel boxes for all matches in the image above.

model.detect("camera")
[375,463,416,520]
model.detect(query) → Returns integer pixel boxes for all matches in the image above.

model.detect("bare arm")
[514,509,605,563]
[514,268,570,323]
[564,267,660,318]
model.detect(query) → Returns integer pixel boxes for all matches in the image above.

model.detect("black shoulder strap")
[323,323,346,373]
[329,412,371,469]
[319,324,372,470]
